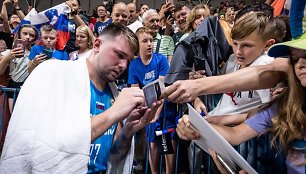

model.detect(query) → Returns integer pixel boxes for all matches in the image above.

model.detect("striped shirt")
[153,33,174,60]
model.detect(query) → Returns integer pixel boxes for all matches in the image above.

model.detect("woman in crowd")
[69,25,94,60]
[179,4,210,42]
[0,24,38,112]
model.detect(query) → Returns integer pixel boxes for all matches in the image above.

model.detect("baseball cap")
[268,32,306,58]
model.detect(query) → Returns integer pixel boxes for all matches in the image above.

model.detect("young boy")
[128,27,177,174]
[28,24,68,72]
[194,11,278,173]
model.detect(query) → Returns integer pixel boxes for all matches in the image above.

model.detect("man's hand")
[176,114,200,141]
[110,87,145,122]
[123,100,162,138]
[164,79,201,103]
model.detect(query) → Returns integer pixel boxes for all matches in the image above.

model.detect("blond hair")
[184,4,210,33]
[76,25,94,48]
[231,11,276,41]
[135,27,153,38]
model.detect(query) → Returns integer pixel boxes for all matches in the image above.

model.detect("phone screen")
[42,49,53,59]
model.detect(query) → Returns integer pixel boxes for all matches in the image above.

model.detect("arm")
[165,58,289,103]
[206,114,248,126]
[109,101,162,162]
[13,0,25,20]
[0,47,24,75]
[1,0,13,33]
[176,114,259,146]
[91,87,145,141]
[210,123,259,146]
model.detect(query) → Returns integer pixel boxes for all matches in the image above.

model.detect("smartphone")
[42,49,53,59]
[143,79,165,107]
[216,154,239,174]
[13,39,25,50]
[164,10,173,19]
[13,39,25,58]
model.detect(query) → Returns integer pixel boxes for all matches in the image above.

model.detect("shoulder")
[251,54,274,66]
[154,53,167,61]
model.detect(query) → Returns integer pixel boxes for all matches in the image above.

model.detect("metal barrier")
[142,103,285,174]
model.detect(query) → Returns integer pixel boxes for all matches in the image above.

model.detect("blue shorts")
[146,100,178,142]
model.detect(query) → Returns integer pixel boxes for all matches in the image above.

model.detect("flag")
[14,3,71,50]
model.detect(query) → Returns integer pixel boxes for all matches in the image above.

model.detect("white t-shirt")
[209,54,274,116]
[128,19,143,33]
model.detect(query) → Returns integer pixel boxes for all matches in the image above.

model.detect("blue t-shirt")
[88,81,116,173]
[94,18,112,36]
[128,53,169,88]
[29,45,68,60]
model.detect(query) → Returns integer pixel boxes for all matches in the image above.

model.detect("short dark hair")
[100,23,139,54]
[96,4,106,11]
[174,4,184,14]
[235,2,273,22]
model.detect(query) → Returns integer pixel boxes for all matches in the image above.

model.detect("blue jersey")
[128,53,169,88]
[29,45,69,60]
[88,81,116,173]
[94,18,112,36]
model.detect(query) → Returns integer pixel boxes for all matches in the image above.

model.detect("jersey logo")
[96,102,105,110]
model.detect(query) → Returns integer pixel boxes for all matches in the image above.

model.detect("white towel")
[0,59,91,173]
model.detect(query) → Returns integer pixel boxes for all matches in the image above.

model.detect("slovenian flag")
[13,3,70,50]
[96,102,105,110]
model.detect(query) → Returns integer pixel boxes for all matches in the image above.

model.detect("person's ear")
[93,38,103,53]
[264,38,275,52]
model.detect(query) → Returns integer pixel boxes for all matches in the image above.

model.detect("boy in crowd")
[128,27,177,174]
[28,24,68,73]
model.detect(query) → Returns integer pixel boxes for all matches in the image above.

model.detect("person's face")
[128,4,137,22]
[174,6,189,31]
[144,13,160,34]
[192,8,207,30]
[41,30,57,49]
[69,0,79,11]
[10,15,20,26]
[97,6,107,18]
[228,11,235,21]
[219,15,225,20]
[112,6,129,26]
[19,27,37,46]
[232,31,268,68]
[138,32,153,58]
[93,35,134,82]
[76,28,89,49]
[292,48,306,87]
[139,5,149,16]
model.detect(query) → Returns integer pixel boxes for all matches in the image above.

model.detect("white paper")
[187,104,258,174]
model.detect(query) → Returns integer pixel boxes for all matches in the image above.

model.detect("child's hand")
[33,54,47,65]
[10,47,24,59]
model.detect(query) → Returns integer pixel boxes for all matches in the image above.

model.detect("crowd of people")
[0,0,305,173]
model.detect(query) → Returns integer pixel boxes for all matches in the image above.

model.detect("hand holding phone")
[164,10,173,20]
[42,49,53,60]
